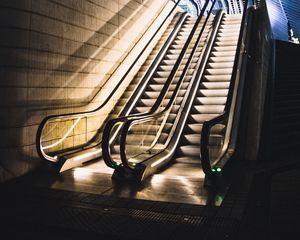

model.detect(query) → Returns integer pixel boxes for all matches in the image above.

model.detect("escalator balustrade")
[177,14,242,164]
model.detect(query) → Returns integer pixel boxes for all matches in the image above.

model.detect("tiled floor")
[21,159,227,206]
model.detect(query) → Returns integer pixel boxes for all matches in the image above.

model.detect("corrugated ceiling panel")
[266,0,289,41]
[280,0,300,39]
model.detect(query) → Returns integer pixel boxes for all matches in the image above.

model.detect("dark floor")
[17,159,226,206]
[1,157,300,240]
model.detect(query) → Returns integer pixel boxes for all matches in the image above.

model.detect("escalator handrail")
[36,0,182,161]
[102,0,217,169]
[200,0,254,178]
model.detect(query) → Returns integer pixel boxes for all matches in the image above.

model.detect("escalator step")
[197,89,228,97]
[186,124,203,133]
[219,28,240,34]
[144,90,186,99]
[139,98,173,107]
[146,82,189,92]
[134,106,151,113]
[178,145,200,157]
[183,134,223,145]
[199,82,230,89]
[211,51,236,57]
[220,24,241,29]
[194,97,227,105]
[207,62,234,69]
[123,90,133,98]
[209,56,235,63]
[192,105,224,114]
[168,49,193,55]
[203,74,231,82]
[215,40,238,47]
[170,105,181,114]
[127,84,137,91]
[129,123,173,134]
[117,98,128,106]
[167,113,177,122]
[126,134,156,145]
[186,123,225,134]
[213,46,237,52]
[152,77,180,84]
[175,156,201,164]
[155,71,172,78]
[190,114,219,123]
[216,36,239,42]
[205,68,233,75]
[217,32,239,38]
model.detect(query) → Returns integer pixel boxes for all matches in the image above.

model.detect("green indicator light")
[211,168,216,172]
[113,162,120,167]
[216,168,222,172]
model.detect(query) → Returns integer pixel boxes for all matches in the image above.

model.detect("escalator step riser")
[183,134,223,145]
[203,75,231,82]
[198,89,228,97]
[195,97,227,105]
[205,68,233,75]
[192,105,225,114]
[200,82,230,89]
[207,62,234,69]
[211,51,236,57]
[209,56,235,63]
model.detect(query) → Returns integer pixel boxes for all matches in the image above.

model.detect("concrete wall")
[0,0,175,182]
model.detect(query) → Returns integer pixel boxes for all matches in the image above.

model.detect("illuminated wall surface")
[0,0,174,182]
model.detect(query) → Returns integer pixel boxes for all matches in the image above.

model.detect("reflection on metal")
[72,148,101,161]
[214,194,223,206]
[150,174,166,184]
[288,21,300,44]
[42,117,82,150]
[150,154,170,167]
[73,168,93,180]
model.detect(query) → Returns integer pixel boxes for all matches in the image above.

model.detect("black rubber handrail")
[36,0,183,162]
[102,0,217,169]
[200,0,255,179]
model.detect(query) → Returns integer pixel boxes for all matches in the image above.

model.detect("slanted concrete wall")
[0,0,175,182]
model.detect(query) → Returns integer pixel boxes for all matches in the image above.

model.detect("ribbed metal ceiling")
[280,0,300,39]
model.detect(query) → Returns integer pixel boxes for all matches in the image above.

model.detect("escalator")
[37,5,212,173]
[102,1,253,183]
[107,15,209,161]
[113,18,213,160]
[176,14,242,166]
